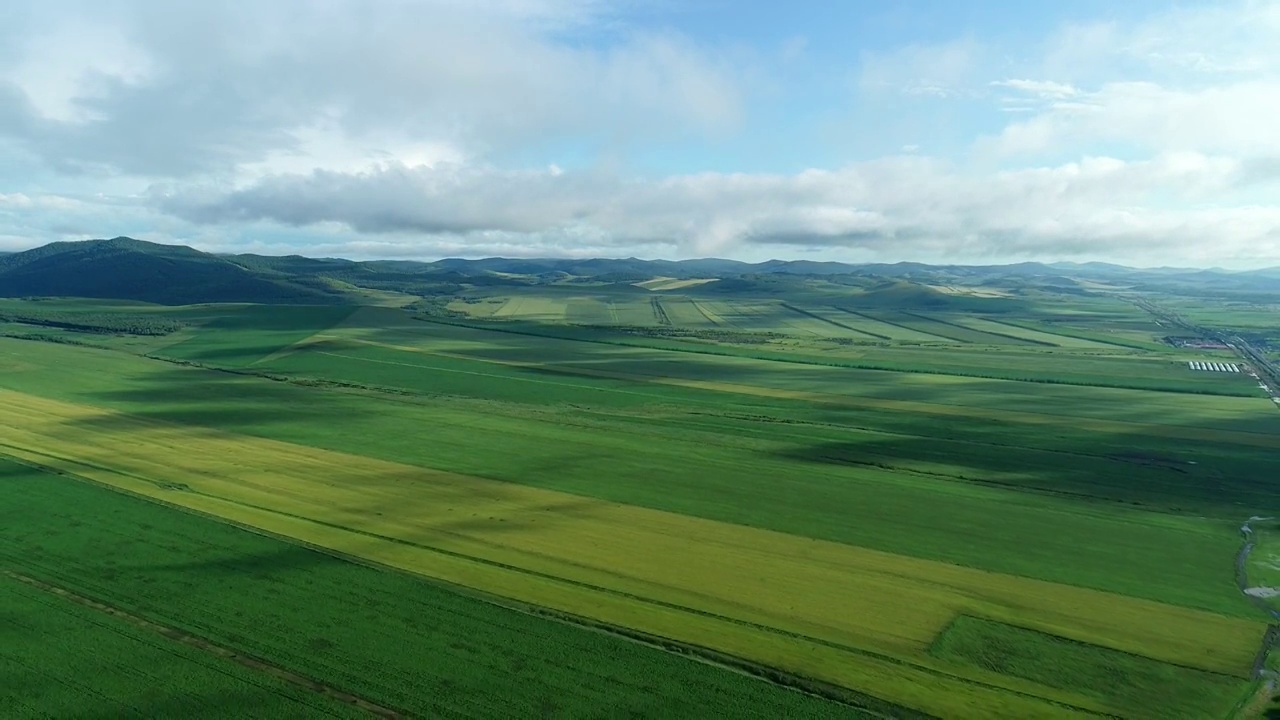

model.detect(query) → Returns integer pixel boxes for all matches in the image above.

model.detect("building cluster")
[1165,336,1230,350]
[1188,361,1239,372]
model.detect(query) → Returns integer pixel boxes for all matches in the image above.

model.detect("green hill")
[0,238,342,305]
[840,281,1021,312]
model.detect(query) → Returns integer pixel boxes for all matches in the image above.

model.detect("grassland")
[0,282,1275,719]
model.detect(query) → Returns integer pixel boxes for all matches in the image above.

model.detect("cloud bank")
[0,0,1278,266]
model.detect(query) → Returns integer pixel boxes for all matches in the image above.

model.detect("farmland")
[0,459,862,719]
[1,264,1278,719]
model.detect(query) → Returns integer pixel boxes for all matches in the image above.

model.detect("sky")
[1,0,1278,267]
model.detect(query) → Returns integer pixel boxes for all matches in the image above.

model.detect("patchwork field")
[1,459,859,719]
[0,388,1262,718]
[1,283,1275,719]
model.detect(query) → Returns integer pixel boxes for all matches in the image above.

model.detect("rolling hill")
[0,238,342,305]
[835,280,1024,312]
[2,237,1276,306]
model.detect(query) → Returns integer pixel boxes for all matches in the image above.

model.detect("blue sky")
[1,0,1278,266]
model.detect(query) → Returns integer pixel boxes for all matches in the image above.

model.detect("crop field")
[1,459,860,719]
[2,568,362,719]
[491,295,568,321]
[427,289,1265,395]
[0,388,1263,718]
[635,277,719,291]
[159,305,357,367]
[563,296,616,324]
[1,283,1276,719]
[928,616,1246,719]
[951,316,1128,349]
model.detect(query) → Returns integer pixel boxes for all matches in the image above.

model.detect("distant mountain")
[0,238,342,305]
[2,238,1275,305]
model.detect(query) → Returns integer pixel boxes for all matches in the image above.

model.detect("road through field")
[0,387,1263,718]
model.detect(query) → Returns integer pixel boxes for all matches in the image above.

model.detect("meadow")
[0,281,1275,718]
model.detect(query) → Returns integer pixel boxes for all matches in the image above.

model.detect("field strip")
[0,458,1120,720]
[3,571,407,718]
[635,278,720,291]
[23,470,1129,720]
[0,390,1262,676]
[853,312,965,343]
[953,317,1126,349]
[826,309,955,343]
[984,319,1154,350]
[779,303,887,339]
[690,299,724,326]
[311,335,1280,449]
[900,312,1051,347]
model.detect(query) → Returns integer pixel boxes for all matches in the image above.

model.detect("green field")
[0,459,871,719]
[1,278,1276,718]
[929,616,1245,719]
[2,571,363,719]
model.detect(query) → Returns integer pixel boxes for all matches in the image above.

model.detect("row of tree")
[0,309,184,336]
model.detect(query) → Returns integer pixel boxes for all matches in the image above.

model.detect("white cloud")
[2,0,1280,268]
[0,1,744,177]
[150,152,1280,264]
[0,193,33,209]
[987,80,1280,157]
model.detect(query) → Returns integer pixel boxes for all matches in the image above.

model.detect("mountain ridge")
[0,237,1275,305]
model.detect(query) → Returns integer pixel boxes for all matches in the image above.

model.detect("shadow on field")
[505,353,769,390]
[71,366,372,432]
[772,429,1278,517]
[843,373,1280,437]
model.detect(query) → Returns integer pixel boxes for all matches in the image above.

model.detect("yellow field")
[634,277,720,291]
[0,388,1263,718]
[927,285,1012,298]
[491,296,567,320]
